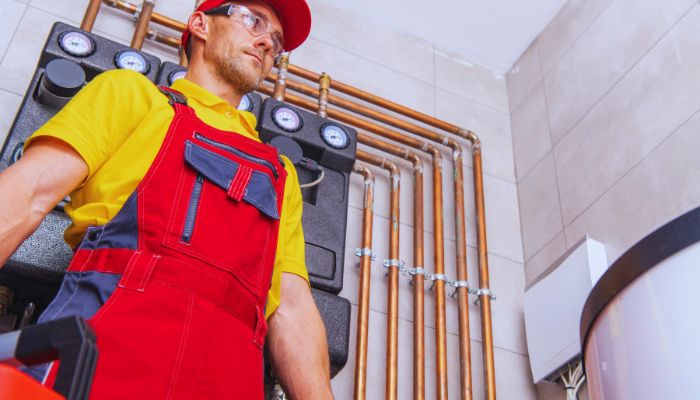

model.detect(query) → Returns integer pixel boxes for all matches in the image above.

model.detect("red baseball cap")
[181,0,311,54]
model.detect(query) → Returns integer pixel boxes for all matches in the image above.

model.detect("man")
[0,0,333,398]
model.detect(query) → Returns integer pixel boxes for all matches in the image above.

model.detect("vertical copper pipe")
[429,148,449,400]
[318,73,331,118]
[81,0,103,31]
[355,150,400,400]
[273,53,290,101]
[470,140,496,400]
[409,153,426,400]
[130,0,155,50]
[448,140,473,400]
[352,163,375,400]
[356,135,426,400]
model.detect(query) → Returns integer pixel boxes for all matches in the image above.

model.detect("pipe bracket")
[406,266,427,285]
[383,259,406,276]
[447,279,470,298]
[470,287,497,303]
[354,248,376,261]
[428,273,448,290]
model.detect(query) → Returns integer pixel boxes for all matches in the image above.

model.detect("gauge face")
[10,142,24,165]
[238,93,254,112]
[168,69,187,86]
[320,123,350,149]
[114,50,150,74]
[58,31,95,57]
[272,106,303,132]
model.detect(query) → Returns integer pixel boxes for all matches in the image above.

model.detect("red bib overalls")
[32,87,287,399]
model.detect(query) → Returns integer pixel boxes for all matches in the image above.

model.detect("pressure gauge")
[320,123,351,149]
[272,105,303,132]
[114,50,150,74]
[10,142,24,165]
[168,68,187,86]
[238,93,254,112]
[58,31,95,57]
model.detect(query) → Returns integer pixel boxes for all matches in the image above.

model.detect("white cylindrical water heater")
[580,206,700,400]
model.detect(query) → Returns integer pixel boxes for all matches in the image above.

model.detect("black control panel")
[0,24,351,377]
[257,98,357,295]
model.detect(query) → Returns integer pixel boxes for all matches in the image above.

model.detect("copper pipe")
[146,28,180,48]
[356,135,426,400]
[130,1,155,50]
[273,53,290,101]
[471,142,496,400]
[258,84,449,398]
[355,150,400,400]
[318,73,331,118]
[81,0,103,31]
[447,140,473,400]
[351,163,375,400]
[102,0,186,31]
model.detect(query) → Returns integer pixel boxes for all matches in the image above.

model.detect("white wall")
[0,0,533,398]
[508,0,700,398]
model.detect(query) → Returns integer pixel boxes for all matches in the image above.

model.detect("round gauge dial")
[272,105,303,132]
[10,142,24,165]
[168,68,187,86]
[114,50,150,74]
[238,93,254,112]
[320,123,351,149]
[58,31,95,57]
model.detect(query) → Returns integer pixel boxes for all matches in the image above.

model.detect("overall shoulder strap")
[158,86,195,116]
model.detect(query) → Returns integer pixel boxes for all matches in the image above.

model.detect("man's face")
[203,1,283,94]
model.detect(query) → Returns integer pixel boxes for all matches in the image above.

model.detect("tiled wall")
[508,0,700,397]
[0,0,535,399]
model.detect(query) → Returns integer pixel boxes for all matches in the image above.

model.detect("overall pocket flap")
[185,140,280,219]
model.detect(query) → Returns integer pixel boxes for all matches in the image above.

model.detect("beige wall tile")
[537,0,613,74]
[518,153,563,261]
[0,7,71,95]
[565,108,700,265]
[305,0,435,85]
[292,37,436,114]
[0,1,26,65]
[435,52,509,114]
[436,88,515,183]
[544,0,695,144]
[555,5,700,225]
[524,233,566,288]
[511,83,552,181]
[507,42,542,113]
[0,89,23,146]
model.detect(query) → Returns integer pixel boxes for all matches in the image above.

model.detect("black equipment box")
[258,98,357,294]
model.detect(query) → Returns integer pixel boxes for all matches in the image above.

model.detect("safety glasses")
[204,4,285,60]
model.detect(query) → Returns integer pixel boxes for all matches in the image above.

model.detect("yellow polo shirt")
[26,69,308,317]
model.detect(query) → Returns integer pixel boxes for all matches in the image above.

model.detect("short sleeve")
[25,69,155,181]
[277,159,309,282]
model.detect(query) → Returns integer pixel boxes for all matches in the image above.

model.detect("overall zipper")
[194,133,278,179]
[181,174,204,243]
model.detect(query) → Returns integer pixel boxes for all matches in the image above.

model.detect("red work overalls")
[30,87,287,399]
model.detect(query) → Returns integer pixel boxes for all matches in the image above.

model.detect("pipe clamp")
[470,287,497,302]
[448,280,470,298]
[354,248,376,261]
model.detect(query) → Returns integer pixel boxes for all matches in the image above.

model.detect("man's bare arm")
[0,137,88,265]
[267,272,333,399]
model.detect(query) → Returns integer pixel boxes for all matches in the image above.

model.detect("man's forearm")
[0,137,87,265]
[267,273,333,399]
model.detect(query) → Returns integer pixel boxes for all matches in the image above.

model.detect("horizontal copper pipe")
[102,0,186,32]
[355,150,401,400]
[351,163,375,400]
[147,28,181,48]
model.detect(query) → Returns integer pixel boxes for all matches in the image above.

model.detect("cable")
[299,168,325,189]
[559,360,585,400]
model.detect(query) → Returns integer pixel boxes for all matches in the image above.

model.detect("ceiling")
[314,0,569,73]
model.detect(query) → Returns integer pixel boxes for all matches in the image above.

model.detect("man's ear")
[188,11,209,43]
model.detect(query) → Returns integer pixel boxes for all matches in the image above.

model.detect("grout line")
[540,0,615,77]
[0,1,30,67]
[552,3,698,227]
[548,2,697,149]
